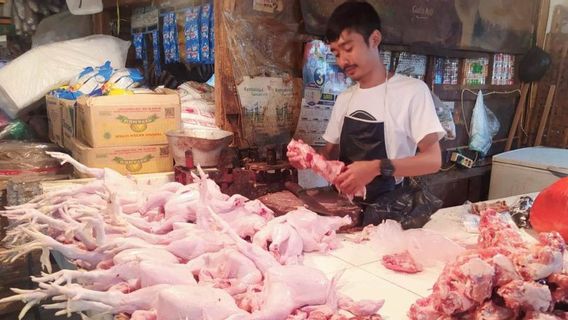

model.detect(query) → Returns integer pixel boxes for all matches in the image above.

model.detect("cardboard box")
[46,95,77,149]
[46,95,63,147]
[76,90,181,148]
[68,138,174,178]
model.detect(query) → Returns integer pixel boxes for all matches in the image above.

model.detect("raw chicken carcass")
[478,209,527,254]
[253,222,304,265]
[32,260,197,292]
[473,300,516,320]
[184,247,263,295]
[381,251,423,274]
[408,209,567,319]
[13,284,249,320]
[547,273,568,305]
[511,232,565,281]
[497,280,552,313]
[277,207,351,252]
[206,206,384,319]
[287,139,366,200]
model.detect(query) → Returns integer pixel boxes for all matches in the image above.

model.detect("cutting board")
[258,187,362,231]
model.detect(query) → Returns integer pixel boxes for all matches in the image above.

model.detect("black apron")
[339,116,396,203]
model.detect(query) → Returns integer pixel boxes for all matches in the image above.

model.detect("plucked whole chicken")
[0,152,384,320]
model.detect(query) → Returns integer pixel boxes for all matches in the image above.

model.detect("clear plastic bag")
[432,92,456,140]
[0,141,70,179]
[469,90,500,156]
[32,10,93,48]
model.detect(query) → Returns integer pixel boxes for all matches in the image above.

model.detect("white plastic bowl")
[166,128,234,167]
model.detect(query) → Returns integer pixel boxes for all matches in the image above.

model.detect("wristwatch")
[380,159,395,177]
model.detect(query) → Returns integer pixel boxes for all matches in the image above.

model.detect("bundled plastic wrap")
[223,1,303,81]
[0,35,130,118]
[0,142,70,179]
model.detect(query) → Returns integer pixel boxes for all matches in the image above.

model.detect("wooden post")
[214,0,243,141]
[526,0,551,146]
[505,83,529,151]
[535,85,557,146]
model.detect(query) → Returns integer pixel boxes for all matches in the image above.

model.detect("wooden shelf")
[433,84,521,101]
[103,0,153,8]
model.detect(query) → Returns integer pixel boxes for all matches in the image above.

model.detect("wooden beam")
[525,0,552,147]
[214,0,243,144]
[103,0,152,8]
[505,83,529,151]
[535,85,556,146]
[536,0,550,48]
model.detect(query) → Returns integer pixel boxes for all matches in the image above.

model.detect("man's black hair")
[325,1,382,44]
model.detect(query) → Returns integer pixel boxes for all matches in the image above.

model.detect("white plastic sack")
[32,11,93,48]
[66,0,102,15]
[469,91,500,156]
[0,35,129,118]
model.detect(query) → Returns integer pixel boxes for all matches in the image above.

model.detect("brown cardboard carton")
[61,99,76,150]
[46,95,63,147]
[68,138,173,178]
[46,95,77,149]
[76,90,181,148]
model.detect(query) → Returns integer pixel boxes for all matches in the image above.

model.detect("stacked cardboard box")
[47,89,181,177]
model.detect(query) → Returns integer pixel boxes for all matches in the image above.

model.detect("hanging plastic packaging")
[468,90,500,156]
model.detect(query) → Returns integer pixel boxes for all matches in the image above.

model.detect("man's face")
[329,29,380,81]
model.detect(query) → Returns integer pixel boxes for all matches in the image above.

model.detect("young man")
[288,1,445,205]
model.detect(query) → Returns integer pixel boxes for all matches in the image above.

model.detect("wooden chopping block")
[257,189,362,232]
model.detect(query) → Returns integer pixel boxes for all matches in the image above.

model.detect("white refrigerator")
[488,147,568,199]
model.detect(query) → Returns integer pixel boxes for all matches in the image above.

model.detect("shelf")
[103,0,153,8]
[433,84,522,101]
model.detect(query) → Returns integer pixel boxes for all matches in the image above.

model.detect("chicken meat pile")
[408,209,568,320]
[0,152,384,320]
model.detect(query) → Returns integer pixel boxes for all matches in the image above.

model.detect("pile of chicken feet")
[0,152,384,320]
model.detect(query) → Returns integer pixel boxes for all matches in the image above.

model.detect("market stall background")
[0,0,567,319]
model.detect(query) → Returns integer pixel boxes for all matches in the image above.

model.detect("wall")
[547,0,568,32]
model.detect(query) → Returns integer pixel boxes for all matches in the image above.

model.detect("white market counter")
[303,192,544,319]
[40,175,550,319]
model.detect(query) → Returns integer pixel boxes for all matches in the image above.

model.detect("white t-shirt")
[322,74,445,161]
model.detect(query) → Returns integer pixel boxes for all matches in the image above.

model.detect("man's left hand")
[335,160,381,195]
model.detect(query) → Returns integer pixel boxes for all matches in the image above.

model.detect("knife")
[284,181,334,216]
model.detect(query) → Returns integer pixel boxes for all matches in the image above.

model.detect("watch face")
[381,160,395,176]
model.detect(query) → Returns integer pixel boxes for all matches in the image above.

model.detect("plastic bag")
[0,120,35,140]
[32,11,93,48]
[368,220,465,267]
[0,35,130,119]
[469,90,500,155]
[361,178,443,229]
[431,92,456,140]
[0,141,69,179]
[509,195,533,229]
